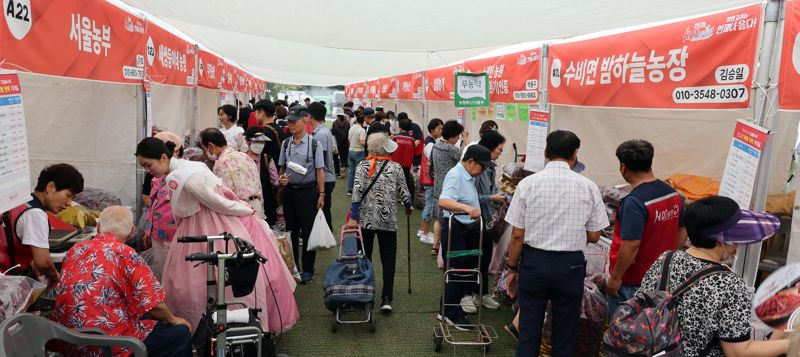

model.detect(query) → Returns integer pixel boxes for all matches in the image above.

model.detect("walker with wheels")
[177,233,274,357]
[433,214,496,354]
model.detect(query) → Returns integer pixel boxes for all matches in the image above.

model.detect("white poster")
[524,110,549,172]
[719,120,769,208]
[0,73,31,213]
[144,81,153,136]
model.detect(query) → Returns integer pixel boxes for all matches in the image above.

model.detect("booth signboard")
[780,0,800,110]
[367,79,380,99]
[221,61,235,92]
[397,72,424,100]
[379,76,398,99]
[0,73,30,213]
[455,72,489,107]
[144,20,196,87]
[524,110,549,172]
[719,120,769,209]
[548,4,761,109]
[465,48,541,104]
[0,0,146,83]
[426,64,464,101]
[197,49,223,89]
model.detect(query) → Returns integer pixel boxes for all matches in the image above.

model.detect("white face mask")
[206,151,218,161]
[250,142,266,154]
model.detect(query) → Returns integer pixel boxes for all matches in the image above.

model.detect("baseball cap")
[701,209,781,245]
[286,106,308,121]
[363,107,375,116]
[463,145,495,169]
[384,139,398,153]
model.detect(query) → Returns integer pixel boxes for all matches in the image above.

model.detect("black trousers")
[143,322,192,357]
[517,246,585,357]
[284,186,318,274]
[333,151,342,175]
[439,217,480,321]
[322,181,335,230]
[338,145,350,169]
[362,229,397,300]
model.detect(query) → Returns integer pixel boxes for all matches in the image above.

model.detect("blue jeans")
[421,186,436,222]
[348,150,365,192]
[606,283,640,317]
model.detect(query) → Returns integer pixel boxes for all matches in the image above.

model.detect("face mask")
[250,142,266,154]
[720,244,736,263]
[206,151,218,161]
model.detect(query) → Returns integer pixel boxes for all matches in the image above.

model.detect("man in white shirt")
[504,130,609,357]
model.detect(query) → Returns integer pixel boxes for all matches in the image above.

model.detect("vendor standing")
[0,163,84,285]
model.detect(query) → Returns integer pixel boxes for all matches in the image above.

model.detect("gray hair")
[98,206,134,239]
[367,132,390,156]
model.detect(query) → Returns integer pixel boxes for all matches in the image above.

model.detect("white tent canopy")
[122,0,759,86]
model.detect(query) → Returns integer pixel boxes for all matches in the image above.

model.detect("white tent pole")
[732,0,784,287]
[540,44,550,113]
[135,84,147,219]
[191,45,199,147]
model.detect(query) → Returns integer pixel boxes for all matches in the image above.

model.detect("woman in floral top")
[347,133,412,313]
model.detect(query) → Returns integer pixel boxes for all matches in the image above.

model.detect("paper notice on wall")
[718,120,769,208]
[456,108,465,124]
[144,81,153,136]
[505,103,517,121]
[495,103,505,120]
[0,73,31,213]
[524,110,549,172]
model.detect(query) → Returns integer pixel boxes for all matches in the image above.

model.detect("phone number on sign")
[672,85,749,104]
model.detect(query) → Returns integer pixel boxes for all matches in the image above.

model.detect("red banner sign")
[780,0,800,110]
[0,0,146,83]
[397,72,424,100]
[220,61,235,91]
[379,76,398,99]
[353,82,366,99]
[145,20,196,87]
[425,64,465,101]
[466,48,541,103]
[344,83,354,99]
[367,79,380,99]
[197,49,223,89]
[548,4,761,109]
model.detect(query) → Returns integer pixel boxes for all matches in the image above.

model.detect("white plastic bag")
[0,274,45,321]
[307,210,336,251]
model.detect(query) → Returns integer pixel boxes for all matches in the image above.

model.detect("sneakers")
[444,316,471,332]
[380,297,393,313]
[300,272,314,284]
[482,294,501,309]
[347,190,352,196]
[460,295,477,314]
[419,233,434,244]
[416,230,424,237]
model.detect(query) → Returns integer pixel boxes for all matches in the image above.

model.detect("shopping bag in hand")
[308,210,336,251]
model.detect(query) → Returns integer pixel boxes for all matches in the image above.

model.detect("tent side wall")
[198,87,221,133]
[151,83,193,144]
[21,73,139,207]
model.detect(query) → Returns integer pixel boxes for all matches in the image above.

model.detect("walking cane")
[407,209,412,294]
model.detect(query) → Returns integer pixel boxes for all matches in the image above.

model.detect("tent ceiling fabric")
[123,0,759,86]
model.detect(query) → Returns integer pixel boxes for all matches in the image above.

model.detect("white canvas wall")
[197,87,220,134]
[20,73,139,206]
[151,83,192,143]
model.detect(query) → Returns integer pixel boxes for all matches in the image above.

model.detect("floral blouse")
[213,147,263,201]
[144,177,176,244]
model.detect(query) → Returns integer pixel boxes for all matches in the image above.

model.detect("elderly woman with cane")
[347,133,412,313]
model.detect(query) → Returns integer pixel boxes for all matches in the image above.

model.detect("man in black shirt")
[237,100,252,129]
[253,99,284,165]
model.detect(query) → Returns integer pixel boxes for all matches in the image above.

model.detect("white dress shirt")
[504,161,609,252]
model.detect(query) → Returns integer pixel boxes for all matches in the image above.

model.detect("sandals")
[431,246,439,256]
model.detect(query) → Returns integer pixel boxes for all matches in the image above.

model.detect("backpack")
[602,251,729,356]
[282,136,319,167]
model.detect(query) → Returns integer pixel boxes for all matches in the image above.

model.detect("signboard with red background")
[145,20,196,86]
[197,49,223,89]
[465,47,541,104]
[548,4,761,109]
[779,0,800,110]
[425,63,465,101]
[397,72,424,100]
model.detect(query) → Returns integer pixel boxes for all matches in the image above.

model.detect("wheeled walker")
[178,233,273,357]
[433,214,496,354]
[323,225,377,333]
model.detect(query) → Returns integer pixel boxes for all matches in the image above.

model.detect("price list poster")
[0,73,30,213]
[718,120,769,208]
[524,110,549,172]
